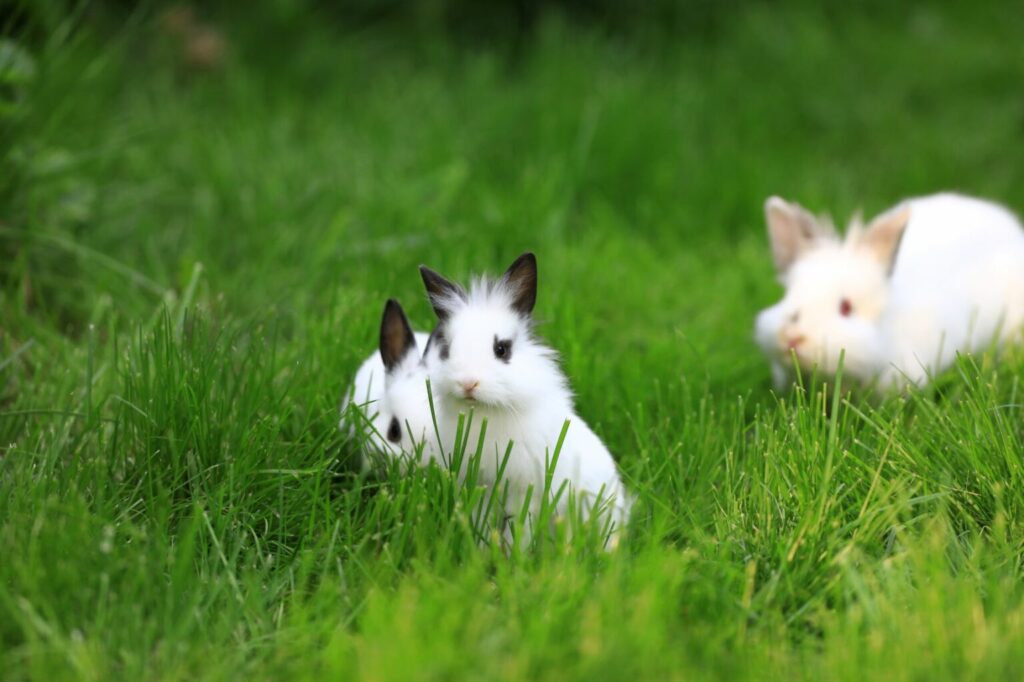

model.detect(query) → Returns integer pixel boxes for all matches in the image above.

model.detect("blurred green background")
[2,1,1024,679]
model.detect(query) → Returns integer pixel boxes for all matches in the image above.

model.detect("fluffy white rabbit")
[755,192,1024,390]
[418,252,632,545]
[340,299,442,468]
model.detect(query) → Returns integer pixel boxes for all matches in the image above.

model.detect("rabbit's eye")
[493,337,513,362]
[839,298,853,317]
[387,417,402,444]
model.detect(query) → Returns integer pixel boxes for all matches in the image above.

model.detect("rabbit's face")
[429,298,546,409]
[756,244,888,380]
[421,253,552,411]
[758,196,911,384]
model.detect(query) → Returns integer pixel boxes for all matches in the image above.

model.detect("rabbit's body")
[420,254,632,544]
[430,337,632,535]
[757,193,1024,389]
[880,195,1024,386]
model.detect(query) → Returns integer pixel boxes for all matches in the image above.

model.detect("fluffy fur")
[340,301,441,468]
[420,253,632,546]
[756,192,1024,390]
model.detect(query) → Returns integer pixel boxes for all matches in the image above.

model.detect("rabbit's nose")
[458,380,480,398]
[785,335,806,350]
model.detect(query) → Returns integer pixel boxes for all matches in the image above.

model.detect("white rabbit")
[418,252,632,546]
[755,192,1024,390]
[340,299,442,468]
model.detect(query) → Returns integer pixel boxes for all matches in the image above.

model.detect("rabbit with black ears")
[756,192,1024,390]
[340,299,442,468]
[418,252,632,545]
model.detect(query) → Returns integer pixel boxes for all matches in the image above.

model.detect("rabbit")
[340,299,442,469]
[755,192,1024,390]
[418,252,633,546]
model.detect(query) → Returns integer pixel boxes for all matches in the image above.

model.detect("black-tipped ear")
[500,252,537,316]
[419,265,464,321]
[379,299,418,372]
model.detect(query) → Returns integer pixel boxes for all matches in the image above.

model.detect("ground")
[2,2,1024,679]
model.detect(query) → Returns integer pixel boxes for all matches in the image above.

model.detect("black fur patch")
[428,327,450,360]
[493,336,512,363]
[387,417,402,444]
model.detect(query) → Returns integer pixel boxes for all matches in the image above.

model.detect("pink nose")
[786,335,806,350]
[459,380,480,397]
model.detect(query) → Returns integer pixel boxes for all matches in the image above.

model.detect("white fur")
[756,193,1024,389]
[426,276,632,545]
[340,331,443,467]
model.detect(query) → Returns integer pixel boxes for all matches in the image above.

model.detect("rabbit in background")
[756,192,1024,390]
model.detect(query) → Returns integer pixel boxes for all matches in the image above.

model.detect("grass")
[2,2,1024,679]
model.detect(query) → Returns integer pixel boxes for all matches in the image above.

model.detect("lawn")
[2,2,1024,679]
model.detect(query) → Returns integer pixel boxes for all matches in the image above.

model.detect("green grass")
[3,3,1024,679]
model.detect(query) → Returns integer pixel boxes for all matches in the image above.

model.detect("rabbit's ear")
[380,299,418,372]
[860,204,911,275]
[499,252,537,316]
[419,265,465,321]
[765,196,830,276]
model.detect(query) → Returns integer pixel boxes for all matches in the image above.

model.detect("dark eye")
[386,417,402,444]
[493,337,512,362]
[839,298,853,317]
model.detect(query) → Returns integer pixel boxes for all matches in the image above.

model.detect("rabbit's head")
[368,299,437,460]
[755,196,911,382]
[419,253,567,412]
